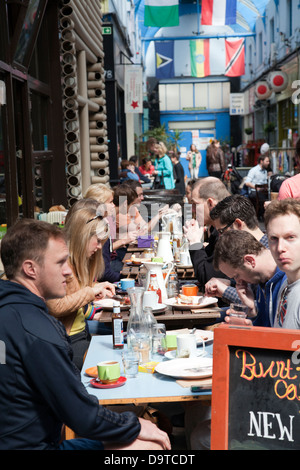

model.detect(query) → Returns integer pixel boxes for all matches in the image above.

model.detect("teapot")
[143,261,174,301]
[156,232,174,263]
[162,212,182,234]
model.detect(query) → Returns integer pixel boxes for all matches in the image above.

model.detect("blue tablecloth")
[81,335,213,403]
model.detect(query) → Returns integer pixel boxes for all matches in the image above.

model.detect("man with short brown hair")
[213,230,286,327]
[265,198,300,329]
[0,219,170,450]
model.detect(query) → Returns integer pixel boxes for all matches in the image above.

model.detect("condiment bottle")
[147,271,162,303]
[112,301,124,349]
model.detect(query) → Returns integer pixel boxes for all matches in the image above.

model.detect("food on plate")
[130,254,151,264]
[123,296,130,305]
[176,294,203,305]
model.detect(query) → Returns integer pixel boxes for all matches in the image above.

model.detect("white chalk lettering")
[248,411,294,442]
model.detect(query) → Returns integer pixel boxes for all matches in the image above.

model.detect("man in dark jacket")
[183,177,230,294]
[170,152,186,196]
[0,219,170,451]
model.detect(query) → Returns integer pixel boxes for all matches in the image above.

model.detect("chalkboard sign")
[211,324,300,450]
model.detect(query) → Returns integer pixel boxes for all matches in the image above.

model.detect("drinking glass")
[229,303,248,325]
[122,350,139,378]
[152,323,167,356]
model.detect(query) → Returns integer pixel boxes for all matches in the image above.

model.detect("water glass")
[122,350,139,378]
[129,335,151,364]
[137,269,147,288]
[229,303,248,325]
[152,323,167,356]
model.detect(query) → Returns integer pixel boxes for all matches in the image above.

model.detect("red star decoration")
[131,100,139,109]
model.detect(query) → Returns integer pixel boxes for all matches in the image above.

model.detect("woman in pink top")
[278,138,300,200]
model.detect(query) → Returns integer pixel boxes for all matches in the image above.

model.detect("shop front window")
[14,0,45,67]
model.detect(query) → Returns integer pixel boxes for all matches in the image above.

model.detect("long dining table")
[121,246,195,281]
[99,305,222,330]
[64,334,213,440]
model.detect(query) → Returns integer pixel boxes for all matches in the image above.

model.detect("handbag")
[153,172,164,189]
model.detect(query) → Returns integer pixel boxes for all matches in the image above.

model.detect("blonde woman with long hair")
[153,141,175,189]
[47,205,115,370]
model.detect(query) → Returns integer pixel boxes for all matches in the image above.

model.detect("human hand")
[236,280,256,317]
[205,278,230,298]
[138,418,171,450]
[93,281,115,299]
[126,230,138,243]
[158,204,169,216]
[224,311,252,326]
[93,310,103,321]
[183,219,204,246]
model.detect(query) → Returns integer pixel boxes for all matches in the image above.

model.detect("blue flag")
[155,41,174,79]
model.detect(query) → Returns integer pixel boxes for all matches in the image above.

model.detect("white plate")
[164,296,218,309]
[164,350,207,360]
[152,303,167,313]
[155,357,213,379]
[94,299,129,310]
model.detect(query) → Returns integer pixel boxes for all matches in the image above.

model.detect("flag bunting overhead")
[144,0,179,27]
[201,0,237,25]
[190,39,210,78]
[155,41,175,79]
[225,38,245,76]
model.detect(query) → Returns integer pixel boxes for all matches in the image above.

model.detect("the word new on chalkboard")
[211,324,300,450]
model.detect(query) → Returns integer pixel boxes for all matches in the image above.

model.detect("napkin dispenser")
[137,235,154,248]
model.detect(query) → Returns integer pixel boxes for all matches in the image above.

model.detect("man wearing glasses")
[183,177,231,299]
[205,195,269,303]
[213,229,286,327]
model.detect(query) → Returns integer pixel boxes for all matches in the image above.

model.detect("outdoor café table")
[99,305,221,330]
[121,249,195,280]
[82,335,213,405]
[64,335,213,440]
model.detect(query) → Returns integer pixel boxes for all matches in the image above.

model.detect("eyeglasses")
[86,214,104,225]
[217,221,234,235]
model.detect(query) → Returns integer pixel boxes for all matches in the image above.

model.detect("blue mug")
[118,278,135,291]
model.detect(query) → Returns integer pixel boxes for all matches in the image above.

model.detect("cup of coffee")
[97,361,120,384]
[182,284,198,296]
[176,334,197,358]
[165,333,177,351]
[143,290,159,309]
[118,278,135,291]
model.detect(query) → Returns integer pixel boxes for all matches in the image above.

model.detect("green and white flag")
[144,0,179,27]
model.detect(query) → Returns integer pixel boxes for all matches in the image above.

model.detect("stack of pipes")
[60,3,81,206]
[87,62,109,184]
[59,0,110,206]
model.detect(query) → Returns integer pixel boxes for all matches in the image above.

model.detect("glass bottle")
[167,271,179,298]
[147,271,162,303]
[112,301,124,349]
[144,306,157,344]
[126,287,145,350]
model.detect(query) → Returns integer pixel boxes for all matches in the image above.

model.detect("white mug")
[176,334,197,358]
[143,290,159,309]
[179,252,190,266]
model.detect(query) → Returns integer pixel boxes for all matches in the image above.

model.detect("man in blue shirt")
[245,154,270,198]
